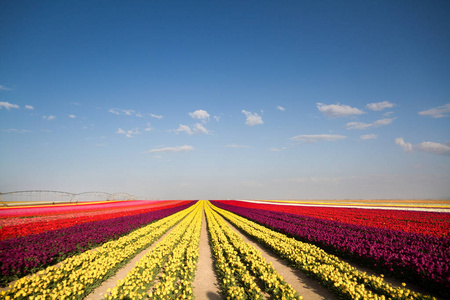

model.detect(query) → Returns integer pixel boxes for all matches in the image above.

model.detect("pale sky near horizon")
[1,1,449,200]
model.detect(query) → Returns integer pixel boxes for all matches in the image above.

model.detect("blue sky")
[1,1,449,199]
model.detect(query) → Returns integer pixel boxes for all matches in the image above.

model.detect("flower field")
[211,201,450,295]
[0,199,448,299]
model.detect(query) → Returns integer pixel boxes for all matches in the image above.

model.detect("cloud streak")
[175,123,210,135]
[1,128,30,133]
[116,128,140,138]
[0,101,19,110]
[418,103,450,118]
[360,134,377,140]
[346,118,396,130]
[150,114,163,119]
[43,115,56,121]
[367,101,395,111]
[144,145,194,153]
[226,144,251,148]
[290,134,346,143]
[317,103,364,118]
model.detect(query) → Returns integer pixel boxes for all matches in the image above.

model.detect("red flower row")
[0,201,189,241]
[219,201,450,238]
[0,200,168,218]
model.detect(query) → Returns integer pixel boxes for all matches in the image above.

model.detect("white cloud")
[43,115,56,121]
[367,101,395,111]
[242,110,263,126]
[316,103,364,118]
[373,118,395,126]
[25,105,34,110]
[0,101,19,110]
[189,110,210,122]
[269,147,287,151]
[175,123,210,135]
[345,122,371,130]
[116,127,140,138]
[213,115,221,122]
[394,137,414,153]
[109,108,143,117]
[193,123,210,135]
[276,106,286,111]
[144,145,194,153]
[226,144,251,148]
[0,85,12,91]
[150,114,163,119]
[346,118,395,130]
[1,128,30,133]
[68,114,76,118]
[144,122,152,132]
[416,142,450,156]
[122,109,135,116]
[397,137,450,156]
[110,108,163,118]
[290,134,346,143]
[109,108,121,115]
[360,134,377,140]
[418,103,450,118]
[176,124,193,135]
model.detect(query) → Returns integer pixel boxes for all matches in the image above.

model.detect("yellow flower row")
[210,203,437,300]
[0,204,197,300]
[105,201,203,300]
[205,202,301,300]
[205,203,263,300]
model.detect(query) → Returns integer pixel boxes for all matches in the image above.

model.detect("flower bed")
[210,202,436,300]
[218,200,450,238]
[0,203,197,300]
[105,201,202,300]
[205,202,300,300]
[0,200,160,218]
[0,201,187,240]
[212,201,449,297]
[0,201,194,285]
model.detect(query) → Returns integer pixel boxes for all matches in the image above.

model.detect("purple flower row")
[0,202,194,285]
[212,201,450,295]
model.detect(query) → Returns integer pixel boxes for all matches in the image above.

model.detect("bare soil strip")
[84,222,179,300]
[219,214,339,300]
[192,210,223,300]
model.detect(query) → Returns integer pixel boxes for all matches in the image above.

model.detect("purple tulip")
[0,202,195,286]
[211,201,450,296]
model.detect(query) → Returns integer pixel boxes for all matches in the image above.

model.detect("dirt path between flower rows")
[192,210,222,300]
[84,222,180,300]
[217,213,339,300]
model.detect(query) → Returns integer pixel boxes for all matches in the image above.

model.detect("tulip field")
[0,199,449,299]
